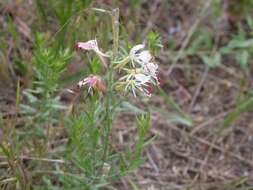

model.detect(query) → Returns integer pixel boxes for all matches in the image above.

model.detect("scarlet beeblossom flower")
[115,44,160,97]
[133,73,153,97]
[78,74,106,93]
[129,44,159,82]
[129,44,152,66]
[144,62,159,83]
[118,72,153,97]
[75,39,108,67]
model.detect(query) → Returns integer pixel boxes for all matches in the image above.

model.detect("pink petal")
[75,40,98,50]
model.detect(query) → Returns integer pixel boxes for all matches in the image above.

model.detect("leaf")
[23,90,38,103]
[20,104,37,114]
[236,50,249,68]
[117,101,146,114]
[202,53,221,68]
[221,96,253,133]
[0,112,3,128]
[154,107,193,127]
[158,87,184,114]
[143,135,156,147]
[147,31,162,53]
[220,46,232,54]
[166,113,193,127]
[188,30,212,54]
[228,39,253,49]
[128,179,141,190]
[212,0,222,16]
[50,103,67,110]
[90,57,102,74]
[247,16,253,30]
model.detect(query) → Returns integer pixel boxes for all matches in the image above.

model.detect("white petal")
[134,74,151,84]
[129,44,145,58]
[78,79,86,87]
[144,62,158,79]
[132,86,137,97]
[137,50,152,63]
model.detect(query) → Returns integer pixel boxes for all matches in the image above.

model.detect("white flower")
[137,50,152,63]
[119,73,153,97]
[134,73,151,85]
[129,44,145,57]
[115,44,159,97]
[144,62,159,82]
[134,74,153,97]
[129,44,152,66]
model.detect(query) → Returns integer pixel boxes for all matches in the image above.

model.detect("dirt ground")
[111,1,253,189]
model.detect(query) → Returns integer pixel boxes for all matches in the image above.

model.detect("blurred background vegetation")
[1,0,253,189]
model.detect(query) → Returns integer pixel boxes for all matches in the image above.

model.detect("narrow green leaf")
[0,112,3,128]
[221,96,253,133]
[117,101,146,114]
[128,179,141,190]
[202,52,221,68]
[228,39,253,49]
[154,107,193,127]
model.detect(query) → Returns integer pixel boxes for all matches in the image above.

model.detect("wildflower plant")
[64,8,160,188]
[0,7,159,190]
[68,8,159,189]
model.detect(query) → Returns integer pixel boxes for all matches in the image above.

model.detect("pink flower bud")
[74,40,98,51]
[78,74,106,94]
[74,39,109,68]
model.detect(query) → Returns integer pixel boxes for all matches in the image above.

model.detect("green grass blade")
[221,96,253,133]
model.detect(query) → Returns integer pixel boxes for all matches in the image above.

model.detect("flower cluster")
[74,39,159,97]
[117,44,159,97]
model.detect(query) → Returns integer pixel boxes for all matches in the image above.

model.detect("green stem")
[102,8,119,165]
[102,66,113,164]
[111,8,119,55]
